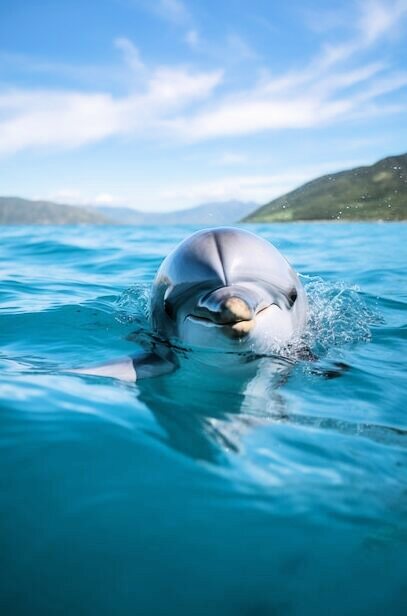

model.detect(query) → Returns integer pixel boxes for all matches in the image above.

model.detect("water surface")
[1,223,406,615]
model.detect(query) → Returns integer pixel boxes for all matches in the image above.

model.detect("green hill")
[0,197,112,224]
[243,154,407,222]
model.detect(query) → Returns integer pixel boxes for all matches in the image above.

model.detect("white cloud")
[1,49,402,156]
[34,158,371,211]
[43,190,122,206]
[162,1,407,142]
[145,67,222,108]
[158,174,298,204]
[0,91,122,154]
[92,192,120,205]
[164,64,407,141]
[301,0,407,76]
[154,160,367,208]
[114,37,146,76]
[359,0,407,43]
[305,0,407,42]
[0,64,223,155]
[0,2,406,156]
[184,30,261,65]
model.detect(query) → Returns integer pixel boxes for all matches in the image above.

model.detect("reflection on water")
[141,358,407,466]
[136,353,290,463]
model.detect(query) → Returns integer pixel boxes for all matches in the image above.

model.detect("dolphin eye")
[164,299,175,319]
[288,288,298,308]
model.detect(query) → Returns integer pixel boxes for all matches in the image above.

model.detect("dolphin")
[70,227,308,382]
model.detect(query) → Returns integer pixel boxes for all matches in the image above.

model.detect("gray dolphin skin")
[70,227,308,381]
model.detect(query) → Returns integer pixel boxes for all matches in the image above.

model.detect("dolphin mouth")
[187,303,272,325]
[186,304,274,338]
[185,314,254,339]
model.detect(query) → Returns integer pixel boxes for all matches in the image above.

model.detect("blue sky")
[0,0,406,211]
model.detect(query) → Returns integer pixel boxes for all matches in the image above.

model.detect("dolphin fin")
[68,352,175,382]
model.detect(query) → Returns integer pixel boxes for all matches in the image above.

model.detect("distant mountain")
[0,197,258,225]
[0,197,111,224]
[97,200,258,225]
[243,154,407,222]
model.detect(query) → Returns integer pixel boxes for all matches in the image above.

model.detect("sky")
[0,0,406,212]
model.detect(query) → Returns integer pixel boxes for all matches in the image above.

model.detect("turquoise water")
[1,223,406,615]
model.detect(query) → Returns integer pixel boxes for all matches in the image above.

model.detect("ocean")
[0,223,406,615]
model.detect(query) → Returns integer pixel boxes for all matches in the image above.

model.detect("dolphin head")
[150,227,308,353]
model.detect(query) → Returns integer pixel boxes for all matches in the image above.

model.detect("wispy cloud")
[43,159,367,210]
[114,37,146,76]
[0,1,406,156]
[42,189,122,206]
[153,0,190,25]
[305,0,407,39]
[307,0,407,68]
[0,34,175,89]
[165,66,406,142]
[156,160,368,207]
[359,0,407,43]
[183,28,261,65]
[164,1,407,141]
[0,50,129,89]
[185,29,200,48]
[225,34,260,61]
[0,54,223,154]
